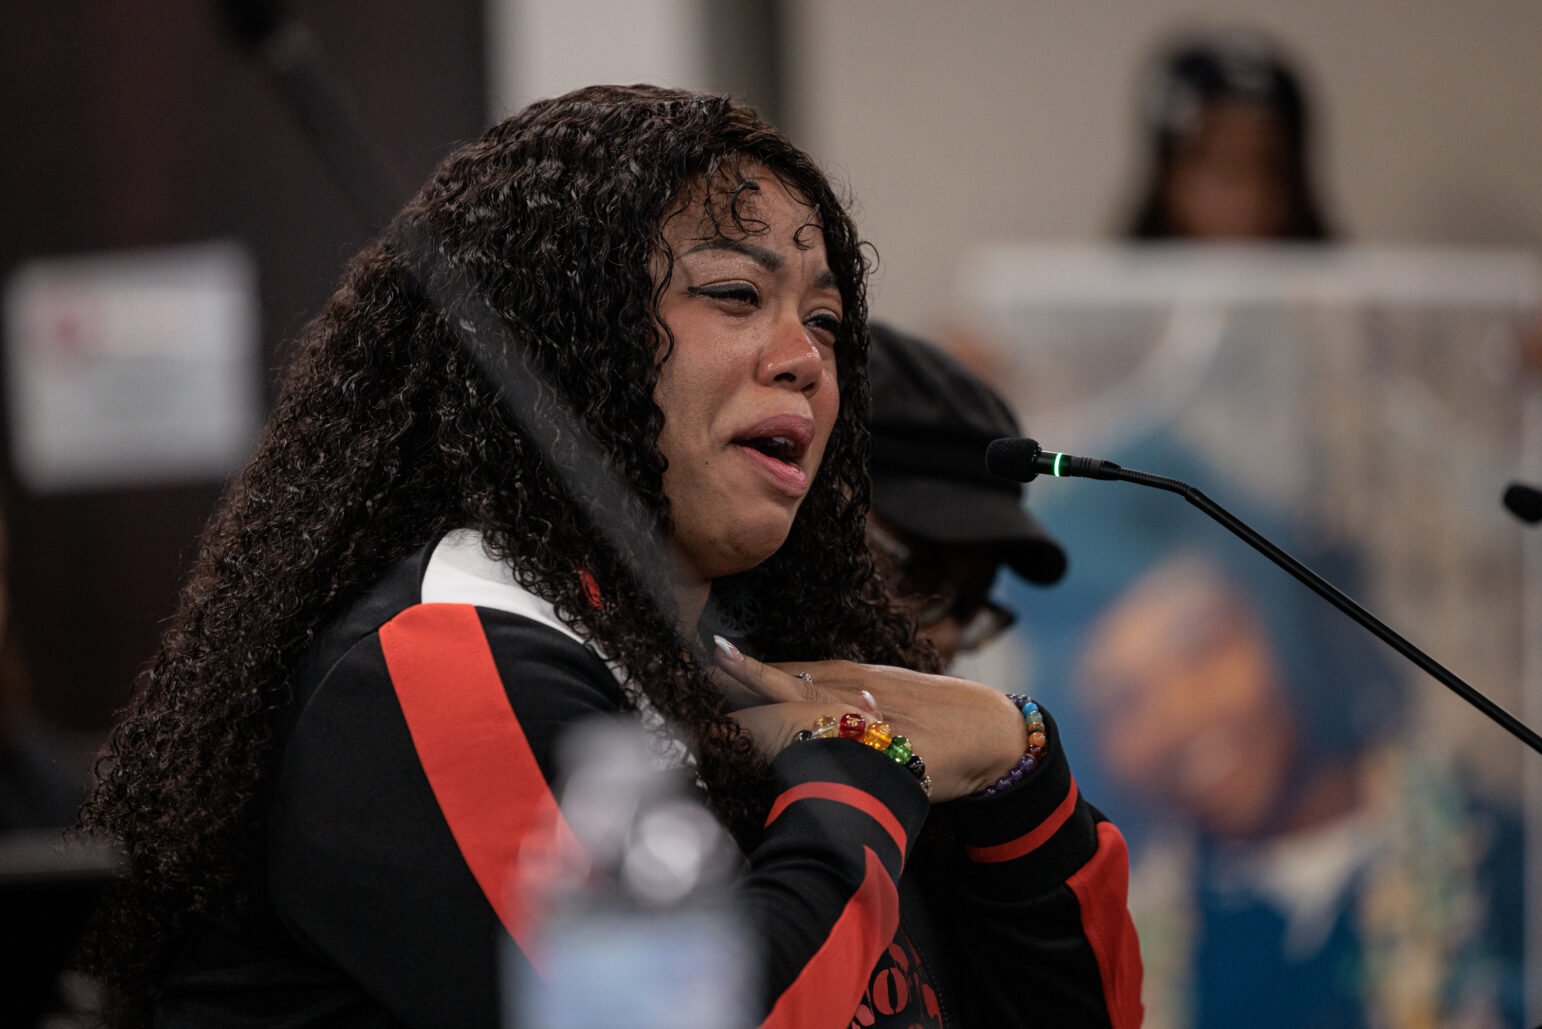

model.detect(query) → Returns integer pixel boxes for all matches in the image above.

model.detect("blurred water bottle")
[505,715,755,1029]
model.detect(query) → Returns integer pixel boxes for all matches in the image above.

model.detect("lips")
[731,413,815,496]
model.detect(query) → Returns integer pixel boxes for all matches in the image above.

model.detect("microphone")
[214,0,407,229]
[1503,482,1542,525]
[986,437,1122,481]
[989,436,1542,756]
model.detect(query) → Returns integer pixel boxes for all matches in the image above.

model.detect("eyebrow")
[683,238,838,290]
[683,238,782,270]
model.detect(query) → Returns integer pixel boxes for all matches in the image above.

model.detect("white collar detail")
[420,529,694,774]
[421,529,585,647]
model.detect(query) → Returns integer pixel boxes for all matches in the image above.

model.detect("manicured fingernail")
[713,635,743,661]
[859,690,880,715]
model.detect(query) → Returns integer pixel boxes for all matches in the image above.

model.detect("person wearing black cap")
[867,323,1065,666]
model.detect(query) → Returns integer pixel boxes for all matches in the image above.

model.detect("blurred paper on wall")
[957,243,1540,1028]
[4,241,261,493]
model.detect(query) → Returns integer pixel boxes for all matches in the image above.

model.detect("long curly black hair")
[80,84,928,1022]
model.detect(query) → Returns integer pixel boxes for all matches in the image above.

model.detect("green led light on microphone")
[1052,452,1065,477]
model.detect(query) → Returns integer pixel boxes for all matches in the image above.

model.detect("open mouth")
[730,414,815,495]
[733,434,807,466]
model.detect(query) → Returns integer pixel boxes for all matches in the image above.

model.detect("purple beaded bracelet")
[978,694,1049,797]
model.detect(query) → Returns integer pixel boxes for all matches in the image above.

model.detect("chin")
[699,519,796,580]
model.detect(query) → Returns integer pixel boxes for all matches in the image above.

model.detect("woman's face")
[1163,101,1293,240]
[1076,554,1297,838]
[653,170,843,582]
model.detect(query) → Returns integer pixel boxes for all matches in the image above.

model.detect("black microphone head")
[986,437,1042,483]
[1503,482,1542,524]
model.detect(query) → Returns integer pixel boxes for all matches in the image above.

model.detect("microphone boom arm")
[990,439,1542,756]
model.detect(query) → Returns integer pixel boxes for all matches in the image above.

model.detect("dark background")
[0,1,488,735]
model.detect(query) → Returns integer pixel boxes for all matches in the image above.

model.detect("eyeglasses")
[917,592,1017,652]
[867,522,1018,652]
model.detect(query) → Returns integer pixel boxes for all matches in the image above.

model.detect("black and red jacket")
[157,530,1143,1027]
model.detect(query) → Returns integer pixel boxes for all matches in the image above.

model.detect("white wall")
[783,1,1542,331]
[486,0,709,119]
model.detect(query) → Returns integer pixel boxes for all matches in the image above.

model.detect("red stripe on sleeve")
[764,781,908,856]
[379,603,581,975]
[1067,821,1144,1028]
[964,776,1080,864]
[757,847,900,1029]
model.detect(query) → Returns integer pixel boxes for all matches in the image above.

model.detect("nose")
[757,313,825,394]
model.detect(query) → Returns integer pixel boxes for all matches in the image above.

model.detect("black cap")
[867,323,1066,585]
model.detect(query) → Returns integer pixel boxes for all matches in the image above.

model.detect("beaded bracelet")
[795,712,932,795]
[977,695,1049,797]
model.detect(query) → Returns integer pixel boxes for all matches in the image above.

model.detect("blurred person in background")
[1014,437,1523,1028]
[865,323,1065,668]
[941,28,1336,394]
[78,86,1140,1028]
[1102,29,1525,1026]
[1125,29,1332,242]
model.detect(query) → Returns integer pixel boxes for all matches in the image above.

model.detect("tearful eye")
[807,313,842,337]
[688,284,760,307]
